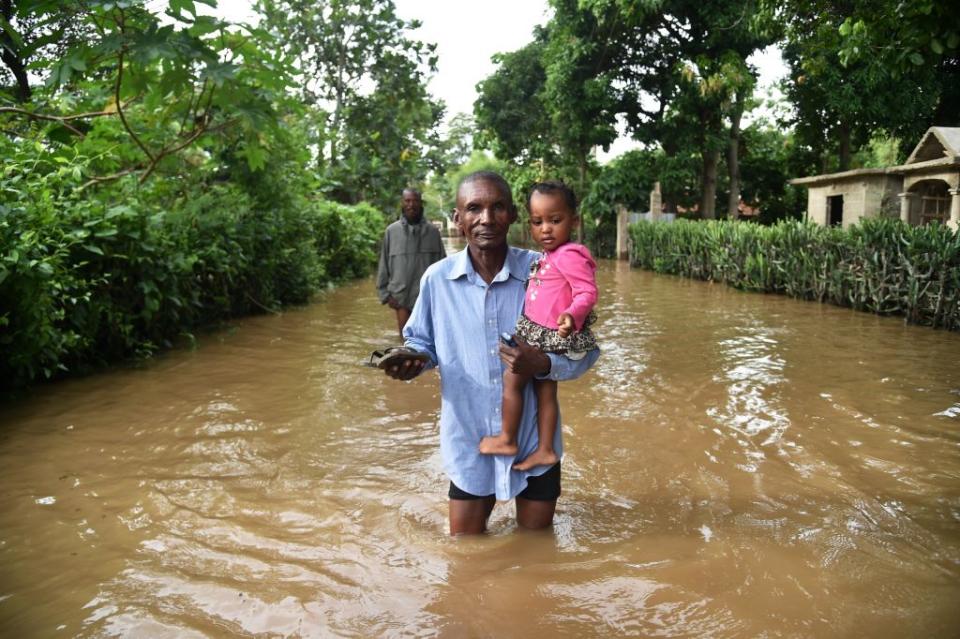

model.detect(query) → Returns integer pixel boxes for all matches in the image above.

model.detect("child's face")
[529,190,577,251]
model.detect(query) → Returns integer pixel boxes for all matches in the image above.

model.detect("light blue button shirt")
[403,245,600,500]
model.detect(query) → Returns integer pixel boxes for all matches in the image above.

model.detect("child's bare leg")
[479,370,527,456]
[513,379,560,470]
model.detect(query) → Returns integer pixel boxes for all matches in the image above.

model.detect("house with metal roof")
[789,127,960,231]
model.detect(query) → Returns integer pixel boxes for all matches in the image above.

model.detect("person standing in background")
[376,188,445,338]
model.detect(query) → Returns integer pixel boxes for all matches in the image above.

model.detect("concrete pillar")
[615,204,629,261]
[650,181,662,221]
[949,188,960,231]
[899,192,917,225]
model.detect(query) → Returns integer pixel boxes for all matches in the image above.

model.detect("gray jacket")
[375,216,445,310]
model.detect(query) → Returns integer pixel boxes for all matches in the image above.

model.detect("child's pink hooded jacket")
[523,242,597,331]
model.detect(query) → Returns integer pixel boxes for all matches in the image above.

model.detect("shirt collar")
[447,246,527,283]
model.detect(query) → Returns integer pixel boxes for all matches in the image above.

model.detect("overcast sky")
[212,0,788,160]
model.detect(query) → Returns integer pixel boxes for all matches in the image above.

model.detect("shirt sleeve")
[553,244,598,330]
[402,270,439,370]
[375,229,391,304]
[537,348,600,382]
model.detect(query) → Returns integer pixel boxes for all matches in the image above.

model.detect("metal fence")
[629,212,677,224]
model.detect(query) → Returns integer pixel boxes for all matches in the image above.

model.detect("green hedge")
[0,181,382,391]
[629,218,960,330]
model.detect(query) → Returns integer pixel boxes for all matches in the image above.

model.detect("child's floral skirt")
[515,311,599,360]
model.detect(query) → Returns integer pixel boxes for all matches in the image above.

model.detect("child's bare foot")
[479,434,518,456]
[512,448,559,471]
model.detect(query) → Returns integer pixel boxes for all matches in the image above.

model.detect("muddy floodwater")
[1,244,959,638]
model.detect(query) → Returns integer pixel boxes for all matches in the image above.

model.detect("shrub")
[628,218,960,330]
[1,165,382,391]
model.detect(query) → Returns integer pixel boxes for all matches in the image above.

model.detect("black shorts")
[448,462,561,501]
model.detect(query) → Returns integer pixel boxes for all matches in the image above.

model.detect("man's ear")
[508,204,518,224]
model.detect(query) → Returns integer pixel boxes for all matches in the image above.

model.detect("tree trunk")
[838,122,851,171]
[726,92,744,220]
[700,147,720,219]
[0,0,31,102]
[660,141,678,214]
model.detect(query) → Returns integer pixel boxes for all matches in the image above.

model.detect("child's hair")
[526,180,578,214]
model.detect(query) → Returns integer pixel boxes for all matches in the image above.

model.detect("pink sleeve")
[553,244,598,330]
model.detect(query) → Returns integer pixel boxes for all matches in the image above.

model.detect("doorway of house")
[828,195,844,227]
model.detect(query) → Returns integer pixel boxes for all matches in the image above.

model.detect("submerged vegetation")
[629,218,960,330]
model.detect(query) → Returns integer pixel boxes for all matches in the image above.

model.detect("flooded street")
[1,248,959,638]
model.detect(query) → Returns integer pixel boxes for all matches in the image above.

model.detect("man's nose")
[479,207,496,223]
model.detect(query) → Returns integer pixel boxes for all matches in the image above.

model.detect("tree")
[474,37,556,167]
[763,0,947,171]
[543,0,619,192]
[836,0,959,127]
[259,0,443,210]
[577,0,771,218]
[738,120,816,223]
[1,0,291,187]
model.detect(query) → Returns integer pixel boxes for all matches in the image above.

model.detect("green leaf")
[931,39,944,55]
[169,0,197,16]
[82,244,105,255]
[0,16,24,50]
[909,52,924,65]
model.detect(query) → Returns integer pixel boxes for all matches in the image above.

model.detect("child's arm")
[554,245,598,332]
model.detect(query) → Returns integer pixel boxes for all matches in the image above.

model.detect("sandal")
[366,346,431,370]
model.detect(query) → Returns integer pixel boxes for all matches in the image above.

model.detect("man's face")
[401,191,423,222]
[454,178,516,251]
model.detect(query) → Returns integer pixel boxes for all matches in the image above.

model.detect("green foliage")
[0,139,382,391]
[2,0,293,184]
[0,1,416,392]
[475,39,555,167]
[737,122,811,223]
[581,150,656,257]
[835,1,960,75]
[629,218,960,329]
[259,0,443,211]
[764,0,950,171]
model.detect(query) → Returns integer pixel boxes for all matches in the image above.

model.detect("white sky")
[392,0,551,122]
[212,0,788,162]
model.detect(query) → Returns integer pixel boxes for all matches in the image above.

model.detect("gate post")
[650,181,662,221]
[616,204,629,261]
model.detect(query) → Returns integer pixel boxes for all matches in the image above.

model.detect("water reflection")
[1,262,959,637]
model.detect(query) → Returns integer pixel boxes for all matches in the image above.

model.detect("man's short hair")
[456,171,513,204]
[402,187,422,198]
[527,180,577,213]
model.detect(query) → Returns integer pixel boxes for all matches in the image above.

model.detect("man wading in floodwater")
[382,171,599,534]
[376,188,445,339]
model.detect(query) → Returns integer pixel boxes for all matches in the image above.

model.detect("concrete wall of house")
[806,182,865,228]
[904,170,959,192]
[863,175,903,221]
[806,176,904,227]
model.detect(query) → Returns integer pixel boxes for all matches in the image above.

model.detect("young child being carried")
[479,180,599,471]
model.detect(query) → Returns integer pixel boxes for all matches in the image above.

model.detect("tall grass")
[629,218,960,330]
